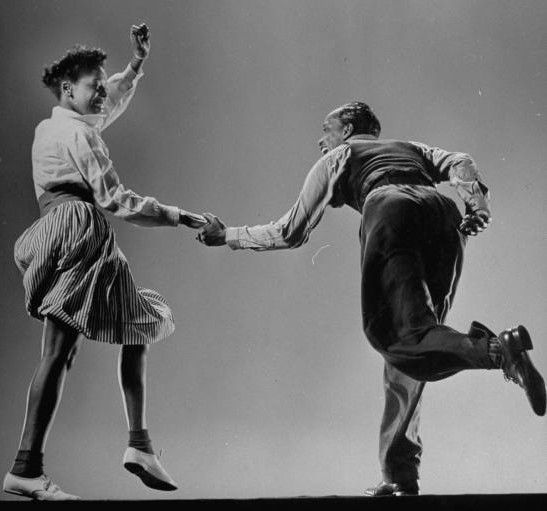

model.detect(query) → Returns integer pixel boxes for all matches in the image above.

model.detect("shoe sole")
[4,488,40,499]
[364,486,419,497]
[364,491,419,497]
[4,488,80,500]
[4,489,28,497]
[123,462,177,491]
[503,326,546,416]
[520,351,546,416]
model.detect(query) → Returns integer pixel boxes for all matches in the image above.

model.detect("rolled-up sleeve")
[410,141,491,215]
[226,144,351,251]
[65,126,180,227]
[100,65,144,132]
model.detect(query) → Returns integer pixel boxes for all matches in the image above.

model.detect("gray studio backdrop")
[0,0,546,500]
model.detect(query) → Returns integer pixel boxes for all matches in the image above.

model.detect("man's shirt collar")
[347,134,378,141]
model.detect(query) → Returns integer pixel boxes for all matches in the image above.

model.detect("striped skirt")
[14,201,175,345]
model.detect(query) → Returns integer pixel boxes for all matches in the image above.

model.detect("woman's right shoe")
[123,447,178,491]
[3,472,81,500]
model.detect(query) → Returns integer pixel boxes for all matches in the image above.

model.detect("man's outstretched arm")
[198,145,351,250]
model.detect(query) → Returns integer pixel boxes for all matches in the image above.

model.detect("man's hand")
[197,213,228,246]
[179,209,208,229]
[130,23,151,59]
[453,178,491,237]
[459,210,491,236]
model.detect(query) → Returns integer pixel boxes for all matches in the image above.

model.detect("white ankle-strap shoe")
[3,472,81,500]
[123,447,178,491]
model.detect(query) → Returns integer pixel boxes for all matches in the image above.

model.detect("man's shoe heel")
[500,326,532,357]
[512,325,533,351]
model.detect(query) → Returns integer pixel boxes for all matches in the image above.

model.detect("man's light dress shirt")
[226,137,488,251]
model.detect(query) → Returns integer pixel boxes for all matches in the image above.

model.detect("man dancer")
[197,102,546,496]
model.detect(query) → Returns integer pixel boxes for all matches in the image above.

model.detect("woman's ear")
[62,81,73,98]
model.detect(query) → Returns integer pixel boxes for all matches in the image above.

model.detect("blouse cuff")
[226,227,242,250]
[118,64,145,92]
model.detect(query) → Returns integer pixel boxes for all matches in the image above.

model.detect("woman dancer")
[3,24,205,500]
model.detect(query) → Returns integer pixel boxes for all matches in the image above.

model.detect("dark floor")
[1,494,547,510]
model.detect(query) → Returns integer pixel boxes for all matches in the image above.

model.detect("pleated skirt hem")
[15,201,175,346]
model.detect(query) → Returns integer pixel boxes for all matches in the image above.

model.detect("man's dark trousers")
[359,184,494,483]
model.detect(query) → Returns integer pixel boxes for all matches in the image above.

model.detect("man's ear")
[343,122,354,139]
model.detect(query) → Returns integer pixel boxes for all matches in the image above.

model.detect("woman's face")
[63,67,108,115]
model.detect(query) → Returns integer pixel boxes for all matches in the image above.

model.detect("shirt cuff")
[225,227,242,250]
[121,63,145,89]
[164,205,181,226]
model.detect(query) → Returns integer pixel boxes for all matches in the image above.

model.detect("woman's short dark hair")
[42,45,107,99]
[332,101,381,137]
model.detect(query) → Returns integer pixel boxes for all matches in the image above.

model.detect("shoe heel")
[4,490,25,497]
[124,462,144,475]
[512,326,533,351]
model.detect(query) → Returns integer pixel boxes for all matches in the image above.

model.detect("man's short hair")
[42,45,107,99]
[332,101,381,137]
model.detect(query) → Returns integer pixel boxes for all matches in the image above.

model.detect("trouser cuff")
[382,469,419,484]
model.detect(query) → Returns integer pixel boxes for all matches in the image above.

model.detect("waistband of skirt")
[38,184,94,217]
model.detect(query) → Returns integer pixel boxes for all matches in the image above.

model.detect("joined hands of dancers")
[5,18,545,504]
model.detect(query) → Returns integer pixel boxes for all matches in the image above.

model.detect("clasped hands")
[191,208,490,244]
[194,213,227,246]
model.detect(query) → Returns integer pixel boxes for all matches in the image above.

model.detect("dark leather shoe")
[498,325,546,416]
[364,480,419,497]
[470,321,546,416]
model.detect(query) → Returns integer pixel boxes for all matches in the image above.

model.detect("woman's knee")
[120,344,149,362]
[41,317,80,362]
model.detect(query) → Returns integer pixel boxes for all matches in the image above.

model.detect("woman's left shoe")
[3,473,81,500]
[123,447,178,491]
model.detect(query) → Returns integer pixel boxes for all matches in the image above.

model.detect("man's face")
[318,111,350,155]
[66,67,108,115]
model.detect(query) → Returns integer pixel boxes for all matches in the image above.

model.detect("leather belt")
[368,173,434,193]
